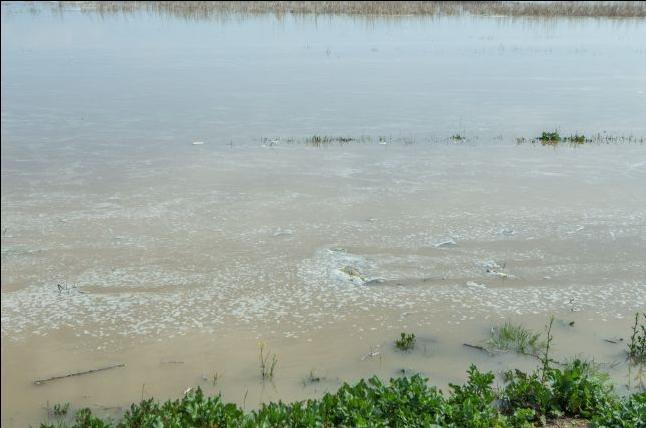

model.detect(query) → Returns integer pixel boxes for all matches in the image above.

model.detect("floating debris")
[272,229,294,237]
[498,228,516,236]
[338,266,368,285]
[434,238,457,248]
[361,346,381,360]
[34,363,125,385]
[463,343,490,354]
[192,141,205,145]
[567,225,585,235]
[465,281,487,289]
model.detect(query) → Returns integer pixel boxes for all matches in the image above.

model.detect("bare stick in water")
[463,343,490,353]
[33,363,125,385]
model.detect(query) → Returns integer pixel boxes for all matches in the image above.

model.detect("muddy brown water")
[2,4,646,426]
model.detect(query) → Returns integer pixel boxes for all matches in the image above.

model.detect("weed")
[538,130,562,145]
[541,316,555,382]
[487,321,544,355]
[55,2,646,19]
[628,312,646,364]
[501,359,616,425]
[302,369,322,386]
[566,134,587,144]
[305,135,355,146]
[38,317,646,427]
[46,402,70,419]
[450,134,465,142]
[258,343,278,381]
[42,360,643,427]
[394,332,416,351]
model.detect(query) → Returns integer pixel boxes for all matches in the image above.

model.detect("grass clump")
[450,134,465,142]
[259,343,278,381]
[538,131,562,145]
[53,403,70,417]
[57,2,646,19]
[394,332,416,351]
[305,135,355,146]
[628,312,646,364]
[566,134,587,144]
[487,321,544,355]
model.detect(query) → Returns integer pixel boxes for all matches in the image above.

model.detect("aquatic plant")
[566,134,587,144]
[53,1,646,19]
[517,132,645,146]
[538,131,562,145]
[302,369,322,386]
[259,343,278,381]
[394,332,416,351]
[450,134,465,142]
[487,321,544,355]
[40,360,645,428]
[305,135,355,146]
[628,312,646,364]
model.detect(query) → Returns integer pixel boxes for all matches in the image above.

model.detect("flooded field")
[1,3,645,426]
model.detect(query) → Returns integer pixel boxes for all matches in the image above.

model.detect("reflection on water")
[1,3,645,427]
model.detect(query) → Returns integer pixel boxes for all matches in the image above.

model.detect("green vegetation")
[395,332,416,351]
[305,135,355,146]
[567,134,587,144]
[50,402,70,418]
[628,312,646,364]
[53,1,646,19]
[40,359,645,428]
[487,321,544,355]
[538,131,562,145]
[41,317,646,427]
[520,131,645,146]
[450,134,465,142]
[302,369,322,386]
[258,343,277,381]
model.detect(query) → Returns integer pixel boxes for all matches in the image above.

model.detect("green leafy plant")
[538,130,562,145]
[394,332,416,351]
[39,361,643,428]
[39,316,646,427]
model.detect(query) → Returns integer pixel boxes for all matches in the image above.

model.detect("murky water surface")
[2,4,645,426]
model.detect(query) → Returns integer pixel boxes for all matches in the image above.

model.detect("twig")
[463,343,490,353]
[34,363,125,385]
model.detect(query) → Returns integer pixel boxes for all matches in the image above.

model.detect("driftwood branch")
[34,363,125,385]
[463,343,490,353]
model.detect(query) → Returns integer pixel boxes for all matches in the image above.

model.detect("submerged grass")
[305,135,357,146]
[258,343,277,381]
[518,131,645,146]
[628,312,646,364]
[53,2,646,19]
[394,332,416,351]
[487,321,544,355]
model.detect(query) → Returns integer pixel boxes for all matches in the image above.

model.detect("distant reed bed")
[56,1,646,19]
